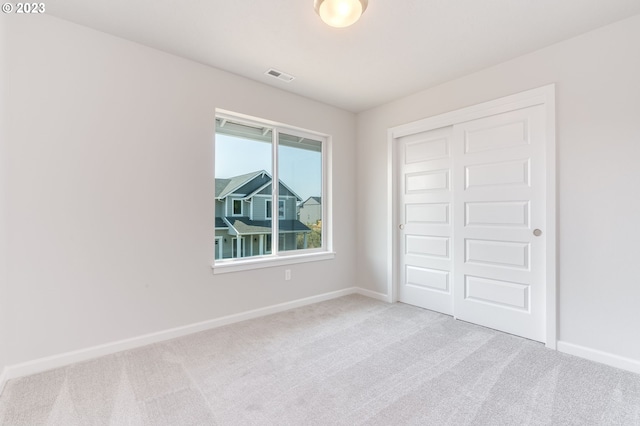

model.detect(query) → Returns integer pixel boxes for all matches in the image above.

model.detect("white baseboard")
[2,287,387,385]
[557,341,640,375]
[355,287,391,302]
[0,366,7,396]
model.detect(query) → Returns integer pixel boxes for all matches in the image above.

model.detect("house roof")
[215,170,264,199]
[302,196,321,205]
[215,217,228,229]
[225,217,310,235]
[216,170,304,202]
[242,181,272,200]
[215,179,231,198]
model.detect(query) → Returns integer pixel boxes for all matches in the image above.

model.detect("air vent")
[265,68,295,83]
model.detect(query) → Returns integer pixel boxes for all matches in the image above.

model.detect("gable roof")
[215,170,264,199]
[242,181,272,200]
[215,179,231,197]
[215,170,304,202]
[302,196,321,205]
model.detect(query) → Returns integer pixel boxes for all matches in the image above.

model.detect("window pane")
[278,133,322,252]
[214,114,329,266]
[215,120,273,259]
[233,199,242,215]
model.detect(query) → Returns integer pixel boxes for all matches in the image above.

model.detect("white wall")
[3,15,357,366]
[0,13,9,376]
[357,14,640,362]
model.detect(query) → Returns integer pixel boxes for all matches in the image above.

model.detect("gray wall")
[3,15,357,366]
[356,15,640,363]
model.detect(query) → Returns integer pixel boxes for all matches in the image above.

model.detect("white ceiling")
[47,0,640,112]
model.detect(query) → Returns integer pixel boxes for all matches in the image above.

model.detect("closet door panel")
[453,105,547,342]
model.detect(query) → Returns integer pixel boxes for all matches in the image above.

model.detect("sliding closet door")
[452,105,546,342]
[397,126,454,315]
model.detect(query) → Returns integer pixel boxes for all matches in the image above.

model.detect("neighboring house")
[299,196,322,225]
[215,170,311,259]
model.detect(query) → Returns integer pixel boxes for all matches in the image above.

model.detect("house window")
[232,199,243,216]
[213,111,332,272]
[266,200,285,219]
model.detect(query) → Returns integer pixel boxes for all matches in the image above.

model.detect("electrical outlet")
[285,269,291,281]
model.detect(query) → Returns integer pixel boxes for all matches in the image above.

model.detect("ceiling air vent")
[265,68,295,83]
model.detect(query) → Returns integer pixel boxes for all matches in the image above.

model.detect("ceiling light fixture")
[314,0,368,28]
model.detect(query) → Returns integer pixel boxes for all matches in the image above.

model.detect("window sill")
[212,251,336,274]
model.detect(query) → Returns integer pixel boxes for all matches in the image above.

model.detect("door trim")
[387,84,556,349]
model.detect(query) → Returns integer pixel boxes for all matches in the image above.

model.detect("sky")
[215,134,322,201]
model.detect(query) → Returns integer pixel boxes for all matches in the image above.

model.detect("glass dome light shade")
[314,0,368,28]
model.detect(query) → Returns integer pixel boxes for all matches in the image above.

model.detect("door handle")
[399,224,405,230]
[533,229,542,237]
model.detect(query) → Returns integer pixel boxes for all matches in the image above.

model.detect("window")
[232,199,243,216]
[266,199,285,219]
[213,111,332,272]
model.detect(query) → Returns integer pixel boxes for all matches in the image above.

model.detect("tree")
[297,220,322,249]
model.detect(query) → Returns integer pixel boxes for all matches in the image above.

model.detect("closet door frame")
[387,84,557,349]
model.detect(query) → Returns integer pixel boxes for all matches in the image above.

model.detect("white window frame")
[232,199,243,216]
[213,110,334,273]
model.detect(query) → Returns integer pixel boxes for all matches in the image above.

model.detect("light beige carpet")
[1,294,639,425]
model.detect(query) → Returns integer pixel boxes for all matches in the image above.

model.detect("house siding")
[215,200,225,218]
[226,197,248,216]
[214,171,312,259]
[281,197,297,220]
[251,196,297,221]
[252,196,269,221]
[299,199,322,224]
[250,188,298,221]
